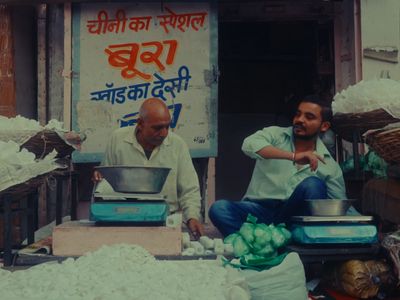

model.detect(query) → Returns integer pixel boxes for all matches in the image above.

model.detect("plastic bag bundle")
[232,236,250,257]
[366,151,388,178]
[340,150,388,178]
[223,214,291,270]
[325,260,395,299]
[382,230,400,282]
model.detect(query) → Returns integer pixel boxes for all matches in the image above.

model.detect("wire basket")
[332,109,400,141]
[365,127,400,164]
[20,130,75,159]
[0,173,48,201]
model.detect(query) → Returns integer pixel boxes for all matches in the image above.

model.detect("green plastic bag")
[240,252,286,268]
[278,225,292,241]
[253,242,276,257]
[340,150,387,178]
[271,225,286,248]
[224,233,239,245]
[253,224,272,248]
[239,222,255,244]
[366,150,387,178]
[223,214,292,271]
[232,235,250,257]
[221,252,289,271]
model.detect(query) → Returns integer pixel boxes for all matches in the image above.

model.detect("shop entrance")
[216,19,335,200]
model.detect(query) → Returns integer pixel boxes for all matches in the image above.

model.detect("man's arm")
[92,131,116,182]
[176,140,204,238]
[256,145,294,160]
[242,127,295,160]
[242,128,325,171]
[242,127,277,159]
[326,166,347,199]
[258,146,325,171]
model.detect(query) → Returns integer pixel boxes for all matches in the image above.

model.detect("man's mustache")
[293,124,305,130]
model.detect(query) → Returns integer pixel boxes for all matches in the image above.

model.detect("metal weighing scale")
[90,166,171,226]
[90,190,169,226]
[290,215,378,244]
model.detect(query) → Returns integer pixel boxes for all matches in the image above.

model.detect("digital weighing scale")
[90,166,172,226]
[290,215,378,244]
[90,190,169,226]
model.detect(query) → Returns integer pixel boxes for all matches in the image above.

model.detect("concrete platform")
[52,221,181,256]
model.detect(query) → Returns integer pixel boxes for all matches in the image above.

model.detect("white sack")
[240,252,308,300]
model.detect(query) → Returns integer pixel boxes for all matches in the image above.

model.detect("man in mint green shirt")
[209,95,347,237]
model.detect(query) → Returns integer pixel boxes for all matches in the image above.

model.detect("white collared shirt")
[102,126,201,222]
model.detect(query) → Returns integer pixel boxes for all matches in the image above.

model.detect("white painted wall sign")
[72,2,218,162]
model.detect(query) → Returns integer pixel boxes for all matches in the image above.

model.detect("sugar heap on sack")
[0,116,62,191]
[0,244,250,300]
[0,140,36,166]
[332,78,400,118]
[0,140,58,191]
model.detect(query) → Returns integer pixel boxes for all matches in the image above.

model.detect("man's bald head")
[139,98,170,121]
[136,98,171,151]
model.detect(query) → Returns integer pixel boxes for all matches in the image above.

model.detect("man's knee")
[297,176,328,198]
[299,176,327,190]
[209,200,230,220]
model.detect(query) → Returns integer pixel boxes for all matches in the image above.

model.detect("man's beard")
[293,125,319,141]
[150,137,166,146]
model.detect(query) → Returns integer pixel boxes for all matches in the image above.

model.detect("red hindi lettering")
[157,7,177,33]
[190,12,207,31]
[176,14,191,32]
[140,41,165,71]
[87,10,109,35]
[106,9,127,34]
[163,40,178,65]
[105,43,151,80]
[128,16,152,32]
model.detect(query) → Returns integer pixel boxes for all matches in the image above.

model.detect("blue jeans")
[208,177,328,237]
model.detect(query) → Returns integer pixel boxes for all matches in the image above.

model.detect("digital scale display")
[115,207,140,214]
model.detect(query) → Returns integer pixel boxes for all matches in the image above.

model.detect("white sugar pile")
[0,140,36,166]
[333,78,400,117]
[0,244,246,300]
[0,115,43,131]
[0,115,64,131]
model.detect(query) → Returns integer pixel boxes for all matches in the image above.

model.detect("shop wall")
[361,0,400,80]
[334,0,358,92]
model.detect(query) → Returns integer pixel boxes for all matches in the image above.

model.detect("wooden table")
[0,175,44,266]
[0,170,79,266]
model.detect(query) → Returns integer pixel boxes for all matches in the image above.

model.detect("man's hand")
[294,151,325,172]
[187,218,204,240]
[91,170,103,182]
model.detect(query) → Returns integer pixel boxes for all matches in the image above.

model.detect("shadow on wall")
[216,113,291,201]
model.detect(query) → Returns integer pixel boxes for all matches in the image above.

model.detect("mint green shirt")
[102,127,201,222]
[242,126,347,201]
